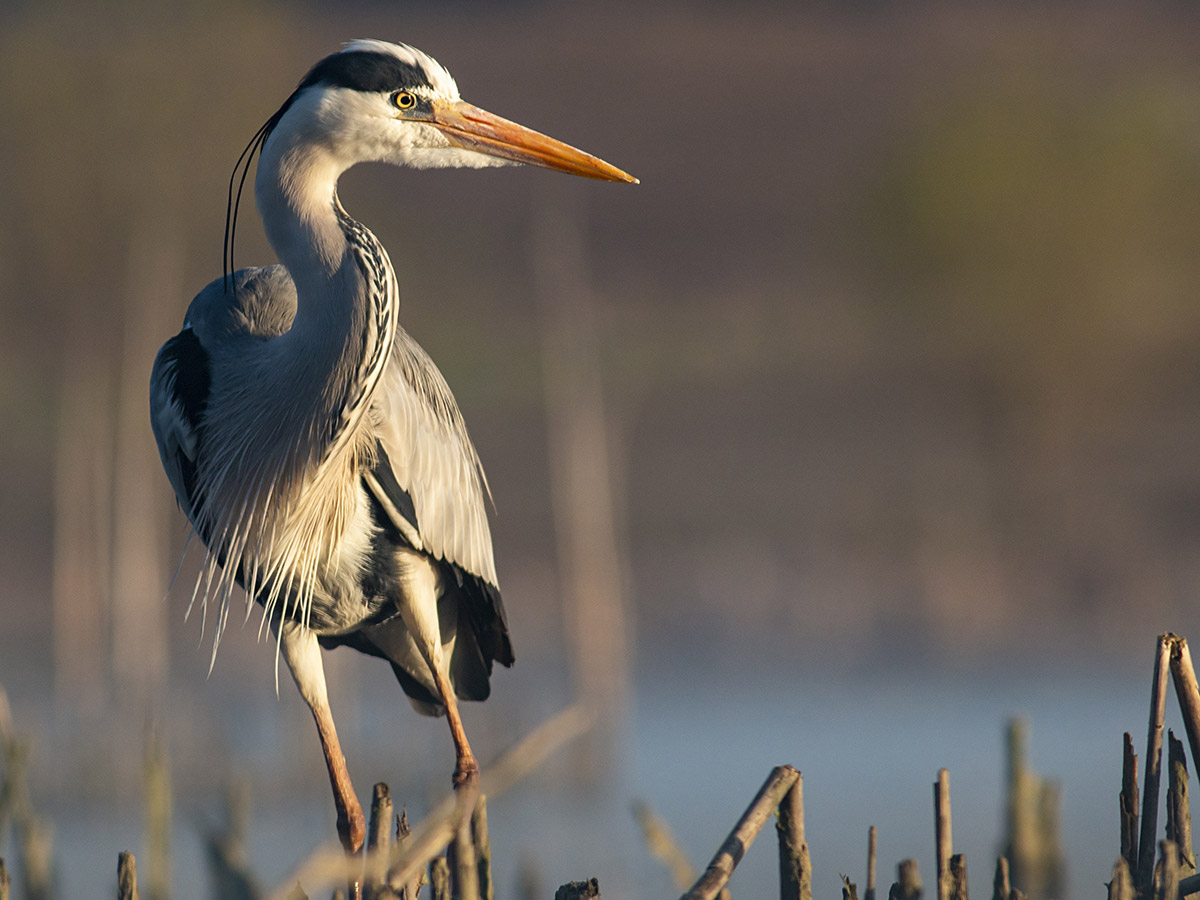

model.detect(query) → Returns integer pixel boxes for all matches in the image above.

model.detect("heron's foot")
[452,756,480,789]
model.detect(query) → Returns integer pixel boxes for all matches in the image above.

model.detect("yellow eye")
[392,91,416,110]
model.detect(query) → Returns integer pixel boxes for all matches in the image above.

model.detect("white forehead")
[342,39,460,99]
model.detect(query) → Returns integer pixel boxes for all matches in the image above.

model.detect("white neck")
[256,119,350,294]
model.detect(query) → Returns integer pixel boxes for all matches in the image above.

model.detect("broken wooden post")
[472,795,493,900]
[118,851,139,900]
[449,815,480,900]
[143,733,171,900]
[1005,720,1037,898]
[555,880,600,900]
[950,856,968,900]
[1169,731,1197,884]
[867,827,878,900]
[777,771,812,900]
[1108,858,1133,900]
[843,874,859,900]
[992,858,1010,900]
[1141,636,1173,890]
[430,857,450,900]
[366,783,394,897]
[680,765,801,900]
[1037,782,1064,900]
[889,860,922,900]
[1169,636,1200,777]
[1155,840,1181,900]
[1122,732,1140,881]
[391,807,425,900]
[935,770,953,900]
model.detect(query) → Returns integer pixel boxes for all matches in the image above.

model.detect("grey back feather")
[160,264,497,594]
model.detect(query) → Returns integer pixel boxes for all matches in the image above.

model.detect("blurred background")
[4,1,1200,898]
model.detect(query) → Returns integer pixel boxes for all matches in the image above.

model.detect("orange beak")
[428,99,638,184]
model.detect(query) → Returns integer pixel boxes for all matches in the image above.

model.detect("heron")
[149,39,635,854]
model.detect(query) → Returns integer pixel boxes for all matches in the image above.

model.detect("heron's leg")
[432,666,479,785]
[392,552,480,787]
[279,621,366,854]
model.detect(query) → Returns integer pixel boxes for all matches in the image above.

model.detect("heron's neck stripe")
[323,205,396,451]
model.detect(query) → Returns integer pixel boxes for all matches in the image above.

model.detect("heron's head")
[259,39,637,183]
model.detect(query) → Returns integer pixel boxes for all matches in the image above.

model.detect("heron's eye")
[392,91,417,111]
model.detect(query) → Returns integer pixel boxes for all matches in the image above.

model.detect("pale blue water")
[22,653,1163,900]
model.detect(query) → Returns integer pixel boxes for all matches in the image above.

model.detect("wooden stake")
[992,857,1010,900]
[430,857,450,900]
[118,851,139,900]
[449,813,480,900]
[889,860,922,900]
[391,808,426,900]
[142,733,171,900]
[1108,858,1133,900]
[777,773,812,900]
[681,765,801,900]
[1155,840,1181,900]
[950,855,968,900]
[1141,636,1174,891]
[555,880,600,900]
[366,783,394,896]
[866,827,877,900]
[843,875,859,900]
[1169,636,1200,778]
[1004,720,1036,898]
[0,859,9,900]
[1037,782,1064,900]
[1121,732,1140,880]
[1168,732,1196,881]
[935,770,953,900]
[472,795,493,900]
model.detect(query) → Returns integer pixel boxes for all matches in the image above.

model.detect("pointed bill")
[429,99,638,183]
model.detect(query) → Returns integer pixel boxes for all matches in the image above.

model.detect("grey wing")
[367,327,498,587]
[149,267,299,530]
[149,325,210,526]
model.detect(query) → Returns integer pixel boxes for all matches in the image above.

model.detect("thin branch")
[1140,636,1173,890]
[633,801,696,891]
[680,765,802,900]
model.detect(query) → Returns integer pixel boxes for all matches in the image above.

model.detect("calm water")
[21,651,1166,900]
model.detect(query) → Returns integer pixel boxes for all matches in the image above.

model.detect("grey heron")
[149,39,635,855]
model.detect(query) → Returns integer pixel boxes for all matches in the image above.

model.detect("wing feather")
[369,327,498,587]
[149,327,210,524]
